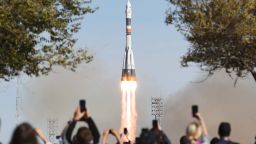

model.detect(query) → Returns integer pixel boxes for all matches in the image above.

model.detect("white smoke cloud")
[22,59,120,139]
[162,71,256,144]
[22,58,152,143]
[21,56,256,144]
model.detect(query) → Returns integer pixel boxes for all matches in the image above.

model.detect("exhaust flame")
[120,80,137,143]
[121,81,137,90]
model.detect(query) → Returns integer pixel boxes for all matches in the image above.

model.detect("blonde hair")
[186,122,202,144]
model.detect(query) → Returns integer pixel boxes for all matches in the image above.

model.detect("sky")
[1,0,255,143]
[74,0,200,94]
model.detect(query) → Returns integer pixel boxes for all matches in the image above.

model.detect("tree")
[0,0,95,81]
[166,0,256,82]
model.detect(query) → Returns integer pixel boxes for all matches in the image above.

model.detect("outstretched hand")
[73,106,86,121]
[194,112,203,120]
[109,129,119,137]
[195,112,208,136]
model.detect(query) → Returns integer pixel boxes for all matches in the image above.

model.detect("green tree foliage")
[166,0,256,81]
[0,0,95,81]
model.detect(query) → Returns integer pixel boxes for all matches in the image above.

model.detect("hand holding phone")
[124,128,128,135]
[80,100,86,112]
[192,105,198,118]
[109,129,113,135]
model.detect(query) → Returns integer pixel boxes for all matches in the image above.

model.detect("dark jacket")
[214,138,239,144]
[66,117,100,144]
[146,129,171,144]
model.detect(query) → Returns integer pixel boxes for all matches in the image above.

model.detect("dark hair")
[74,127,93,144]
[180,136,189,144]
[210,137,219,144]
[10,123,38,144]
[218,122,231,137]
[136,128,150,144]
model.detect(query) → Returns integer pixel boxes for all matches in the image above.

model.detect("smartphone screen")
[80,100,86,112]
[192,105,198,117]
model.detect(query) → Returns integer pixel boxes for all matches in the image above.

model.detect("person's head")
[210,137,219,144]
[186,122,202,143]
[10,122,38,144]
[218,122,231,138]
[180,135,189,144]
[75,127,93,144]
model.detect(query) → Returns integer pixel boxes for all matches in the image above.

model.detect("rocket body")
[121,0,136,81]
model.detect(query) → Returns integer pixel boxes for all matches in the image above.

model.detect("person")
[65,106,100,144]
[102,128,121,144]
[185,113,209,144]
[120,128,131,144]
[147,120,171,144]
[34,128,51,144]
[58,123,70,144]
[136,128,150,144]
[211,122,239,144]
[210,137,219,144]
[180,135,189,144]
[10,122,51,144]
[10,123,38,144]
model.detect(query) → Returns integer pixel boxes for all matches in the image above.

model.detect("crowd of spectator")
[1,103,246,144]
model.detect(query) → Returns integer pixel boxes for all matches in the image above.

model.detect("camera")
[192,105,198,118]
[79,100,86,112]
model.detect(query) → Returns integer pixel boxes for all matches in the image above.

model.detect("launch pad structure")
[47,118,59,143]
[151,96,164,125]
[16,76,23,124]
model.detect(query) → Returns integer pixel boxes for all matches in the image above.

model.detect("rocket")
[121,0,136,81]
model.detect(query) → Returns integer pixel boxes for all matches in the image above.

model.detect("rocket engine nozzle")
[121,69,136,81]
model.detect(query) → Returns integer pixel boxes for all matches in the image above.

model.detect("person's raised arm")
[102,129,110,144]
[34,128,51,144]
[66,106,85,144]
[109,129,121,144]
[102,129,121,144]
[81,110,100,144]
[195,113,208,136]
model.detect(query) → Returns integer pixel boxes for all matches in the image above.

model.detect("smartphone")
[152,120,158,128]
[109,129,113,135]
[124,128,128,135]
[192,105,198,117]
[80,100,86,112]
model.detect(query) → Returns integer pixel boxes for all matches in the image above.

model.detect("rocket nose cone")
[126,0,131,8]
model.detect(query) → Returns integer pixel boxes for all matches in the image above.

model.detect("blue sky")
[0,0,201,143]
[75,0,200,93]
